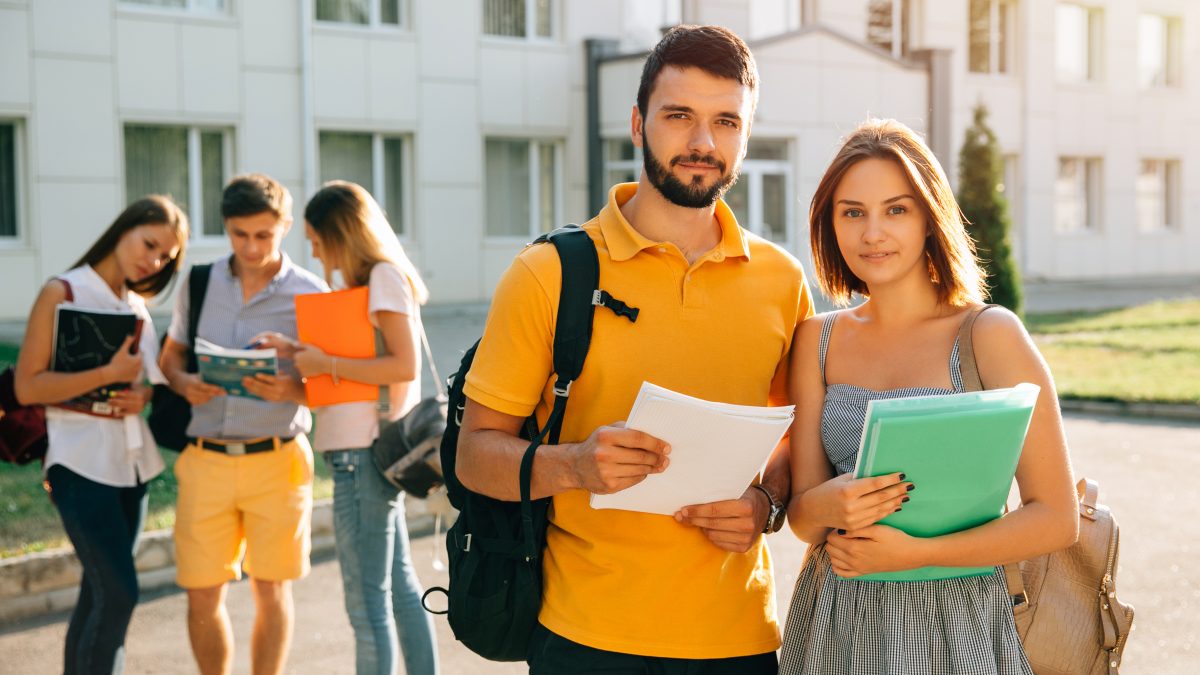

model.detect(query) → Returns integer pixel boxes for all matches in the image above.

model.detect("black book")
[51,305,144,417]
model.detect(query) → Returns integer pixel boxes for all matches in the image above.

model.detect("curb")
[0,495,450,627]
[1059,398,1200,422]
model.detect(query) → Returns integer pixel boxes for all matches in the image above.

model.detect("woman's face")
[305,222,332,269]
[831,158,930,292]
[115,223,181,283]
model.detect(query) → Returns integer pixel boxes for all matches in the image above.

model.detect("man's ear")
[630,103,644,148]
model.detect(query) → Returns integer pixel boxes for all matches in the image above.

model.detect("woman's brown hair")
[71,195,189,297]
[304,181,429,303]
[809,118,985,307]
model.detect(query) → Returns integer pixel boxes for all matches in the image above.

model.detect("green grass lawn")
[1027,299,1200,405]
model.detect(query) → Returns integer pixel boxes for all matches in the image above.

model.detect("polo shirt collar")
[223,252,295,290]
[598,183,752,263]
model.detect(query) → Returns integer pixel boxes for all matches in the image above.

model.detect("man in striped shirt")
[160,174,327,675]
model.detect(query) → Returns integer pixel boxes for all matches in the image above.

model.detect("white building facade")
[0,0,1196,320]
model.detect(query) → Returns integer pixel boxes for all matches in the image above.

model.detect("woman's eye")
[888,205,907,215]
[843,208,863,218]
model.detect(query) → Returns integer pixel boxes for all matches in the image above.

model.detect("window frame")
[122,123,234,242]
[1136,158,1181,234]
[1137,13,1182,89]
[1054,156,1103,234]
[316,130,415,238]
[867,0,909,59]
[483,136,564,240]
[481,0,557,42]
[726,141,795,248]
[968,0,1017,76]
[1056,3,1104,84]
[0,118,26,245]
[314,0,406,30]
[118,0,229,15]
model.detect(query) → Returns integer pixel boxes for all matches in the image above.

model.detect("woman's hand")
[107,383,150,417]
[249,331,300,360]
[103,335,143,385]
[825,525,929,578]
[293,344,331,379]
[799,472,913,531]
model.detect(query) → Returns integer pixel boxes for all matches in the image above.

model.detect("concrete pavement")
[1,412,1198,673]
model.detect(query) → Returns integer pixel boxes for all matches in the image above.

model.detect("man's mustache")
[669,153,726,172]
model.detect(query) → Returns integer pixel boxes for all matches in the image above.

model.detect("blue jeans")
[325,448,439,675]
[47,464,148,675]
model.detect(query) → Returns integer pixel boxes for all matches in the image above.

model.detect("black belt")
[189,437,293,456]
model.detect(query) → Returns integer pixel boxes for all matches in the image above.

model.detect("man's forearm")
[458,429,576,502]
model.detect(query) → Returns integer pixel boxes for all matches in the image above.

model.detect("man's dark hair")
[636,24,758,118]
[221,173,293,221]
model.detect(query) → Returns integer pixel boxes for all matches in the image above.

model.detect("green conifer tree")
[957,104,1023,316]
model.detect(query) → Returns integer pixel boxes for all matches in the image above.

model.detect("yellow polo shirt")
[464,183,814,658]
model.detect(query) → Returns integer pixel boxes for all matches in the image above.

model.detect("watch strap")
[750,483,783,533]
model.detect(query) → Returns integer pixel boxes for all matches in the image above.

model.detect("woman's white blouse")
[43,265,167,487]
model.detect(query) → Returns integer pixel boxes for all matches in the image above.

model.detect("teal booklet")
[848,384,1039,582]
[194,338,278,400]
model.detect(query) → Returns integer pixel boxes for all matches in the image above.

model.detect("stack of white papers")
[589,382,794,516]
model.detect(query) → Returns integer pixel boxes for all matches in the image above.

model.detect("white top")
[312,262,422,452]
[44,265,167,486]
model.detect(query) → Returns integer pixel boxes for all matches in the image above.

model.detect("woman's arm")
[14,281,143,406]
[827,308,1078,576]
[786,315,910,544]
[293,309,417,387]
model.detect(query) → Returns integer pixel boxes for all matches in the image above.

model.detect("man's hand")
[181,373,225,406]
[248,331,300,360]
[242,372,304,404]
[675,485,769,553]
[568,422,670,494]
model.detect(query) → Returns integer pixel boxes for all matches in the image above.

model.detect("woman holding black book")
[13,195,188,674]
[779,120,1078,674]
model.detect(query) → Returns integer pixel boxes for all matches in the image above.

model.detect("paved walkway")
[2,412,1197,673]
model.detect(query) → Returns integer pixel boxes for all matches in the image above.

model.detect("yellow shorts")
[173,436,314,589]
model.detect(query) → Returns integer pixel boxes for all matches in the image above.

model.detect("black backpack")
[148,263,212,452]
[422,225,638,661]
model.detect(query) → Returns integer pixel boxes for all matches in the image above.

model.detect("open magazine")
[51,305,144,417]
[194,338,278,399]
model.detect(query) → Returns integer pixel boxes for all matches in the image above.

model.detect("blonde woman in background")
[254,181,437,674]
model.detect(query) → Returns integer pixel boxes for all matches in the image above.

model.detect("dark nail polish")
[898,473,906,481]
[836,529,846,535]
[894,507,902,512]
[902,496,910,503]
[906,484,915,491]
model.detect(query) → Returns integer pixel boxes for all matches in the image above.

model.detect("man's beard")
[642,141,740,209]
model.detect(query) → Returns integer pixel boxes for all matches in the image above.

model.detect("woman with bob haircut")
[779,119,1078,674]
[14,195,188,674]
[253,180,438,674]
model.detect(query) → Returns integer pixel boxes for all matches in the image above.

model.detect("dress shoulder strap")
[817,312,838,388]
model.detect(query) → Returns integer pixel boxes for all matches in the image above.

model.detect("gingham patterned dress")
[779,314,1033,675]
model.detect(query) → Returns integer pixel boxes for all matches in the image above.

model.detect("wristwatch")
[751,484,786,534]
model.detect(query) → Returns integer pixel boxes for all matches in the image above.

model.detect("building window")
[604,139,640,189]
[485,138,561,238]
[0,122,18,239]
[483,0,553,39]
[1056,3,1103,83]
[723,140,793,245]
[867,0,908,58]
[120,0,226,12]
[1137,159,1180,233]
[124,124,230,238]
[318,131,410,235]
[969,0,1014,74]
[1138,14,1181,88]
[1055,157,1102,233]
[316,0,401,27]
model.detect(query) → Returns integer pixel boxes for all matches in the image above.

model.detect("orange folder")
[295,286,379,407]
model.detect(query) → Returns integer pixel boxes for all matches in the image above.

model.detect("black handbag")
[148,264,211,451]
[372,320,447,498]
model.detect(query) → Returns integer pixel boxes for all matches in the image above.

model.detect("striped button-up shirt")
[167,254,328,440]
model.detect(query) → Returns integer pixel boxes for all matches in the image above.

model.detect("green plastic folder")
[848,384,1039,582]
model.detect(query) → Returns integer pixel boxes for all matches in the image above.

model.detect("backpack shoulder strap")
[546,225,599,405]
[185,264,213,371]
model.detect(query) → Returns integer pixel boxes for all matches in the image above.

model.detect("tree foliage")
[957,104,1023,316]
